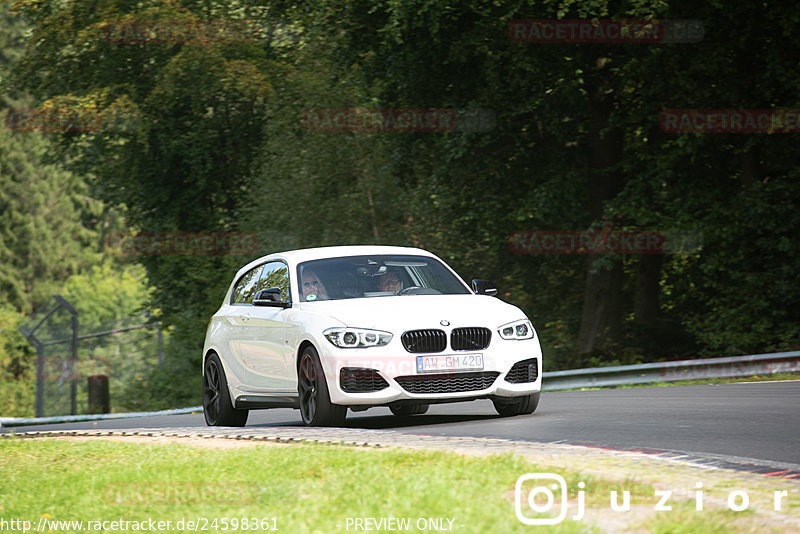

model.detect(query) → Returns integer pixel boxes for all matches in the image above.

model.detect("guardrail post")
[87,375,110,414]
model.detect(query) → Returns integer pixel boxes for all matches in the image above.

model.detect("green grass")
[648,372,800,387]
[0,438,790,533]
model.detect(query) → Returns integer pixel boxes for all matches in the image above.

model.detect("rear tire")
[203,353,248,427]
[493,392,540,417]
[390,404,429,417]
[298,345,346,427]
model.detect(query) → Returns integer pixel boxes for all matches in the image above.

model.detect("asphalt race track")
[4,381,799,469]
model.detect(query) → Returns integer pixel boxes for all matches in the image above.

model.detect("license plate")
[416,354,484,373]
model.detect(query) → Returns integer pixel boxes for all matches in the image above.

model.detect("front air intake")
[340,368,389,393]
[395,372,500,394]
[505,358,539,383]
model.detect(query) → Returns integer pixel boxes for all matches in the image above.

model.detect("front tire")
[203,353,248,427]
[298,346,346,427]
[493,392,540,417]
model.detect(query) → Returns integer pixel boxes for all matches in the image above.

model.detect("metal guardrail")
[542,350,800,391]
[0,406,201,428]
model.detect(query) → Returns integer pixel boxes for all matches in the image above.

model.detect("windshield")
[296,255,470,302]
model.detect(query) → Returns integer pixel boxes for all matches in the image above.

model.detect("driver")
[301,270,328,301]
[377,271,402,294]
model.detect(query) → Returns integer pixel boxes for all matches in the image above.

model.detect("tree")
[244,28,406,250]
[0,304,34,417]
[0,2,157,415]
[276,0,800,366]
[0,128,103,315]
[9,0,800,393]
[9,0,283,405]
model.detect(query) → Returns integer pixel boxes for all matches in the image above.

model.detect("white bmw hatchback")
[202,245,542,426]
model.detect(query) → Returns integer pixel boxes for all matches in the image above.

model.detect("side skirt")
[234,395,300,410]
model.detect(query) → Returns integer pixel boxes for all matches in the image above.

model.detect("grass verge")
[550,372,800,392]
[1,437,797,533]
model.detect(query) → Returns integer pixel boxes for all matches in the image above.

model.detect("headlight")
[323,327,393,348]
[498,319,535,340]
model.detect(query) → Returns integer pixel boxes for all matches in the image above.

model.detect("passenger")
[301,270,328,301]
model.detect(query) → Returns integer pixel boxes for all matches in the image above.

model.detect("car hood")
[298,294,528,331]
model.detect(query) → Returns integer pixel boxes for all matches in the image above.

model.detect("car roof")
[274,245,437,264]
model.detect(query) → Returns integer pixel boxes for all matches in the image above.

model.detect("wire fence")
[19,295,162,417]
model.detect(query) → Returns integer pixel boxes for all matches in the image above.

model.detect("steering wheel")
[398,286,422,295]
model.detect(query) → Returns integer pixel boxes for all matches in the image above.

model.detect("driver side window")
[254,261,291,302]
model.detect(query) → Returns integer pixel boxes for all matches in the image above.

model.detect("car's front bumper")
[320,338,542,406]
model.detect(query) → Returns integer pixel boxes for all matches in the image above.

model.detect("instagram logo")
[515,473,569,525]
[514,474,792,525]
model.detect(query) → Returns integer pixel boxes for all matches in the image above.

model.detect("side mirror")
[253,288,291,308]
[471,279,498,296]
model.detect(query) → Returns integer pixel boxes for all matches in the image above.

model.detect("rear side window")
[231,265,264,304]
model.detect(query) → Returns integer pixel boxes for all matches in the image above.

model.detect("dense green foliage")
[0,3,154,415]
[1,0,798,413]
